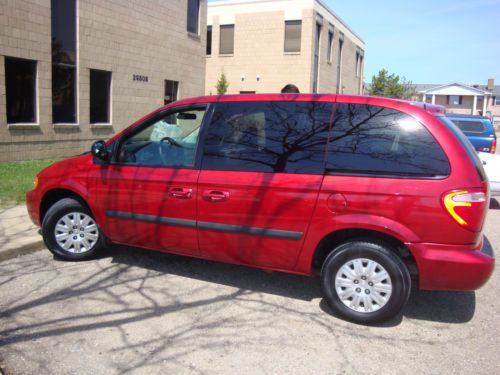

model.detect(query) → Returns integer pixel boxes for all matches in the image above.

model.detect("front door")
[197,100,332,270]
[90,104,207,256]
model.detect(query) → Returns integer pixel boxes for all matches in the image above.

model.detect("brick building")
[205,0,365,95]
[0,0,207,162]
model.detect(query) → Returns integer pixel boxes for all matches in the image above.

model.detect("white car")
[478,152,500,196]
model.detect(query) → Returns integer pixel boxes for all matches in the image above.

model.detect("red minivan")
[26,94,495,324]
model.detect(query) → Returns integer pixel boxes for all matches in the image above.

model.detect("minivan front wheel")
[321,241,411,324]
[42,198,104,260]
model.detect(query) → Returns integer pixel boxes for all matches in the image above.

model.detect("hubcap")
[54,212,99,253]
[335,258,392,313]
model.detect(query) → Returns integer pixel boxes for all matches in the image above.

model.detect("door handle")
[203,190,229,202]
[168,187,192,199]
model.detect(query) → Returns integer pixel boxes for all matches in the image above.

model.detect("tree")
[216,71,230,94]
[368,69,416,99]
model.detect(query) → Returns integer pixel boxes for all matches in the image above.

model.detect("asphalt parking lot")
[1,203,499,374]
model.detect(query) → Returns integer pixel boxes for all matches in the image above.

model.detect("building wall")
[0,0,207,162]
[206,9,314,94]
[434,95,476,115]
[206,0,364,95]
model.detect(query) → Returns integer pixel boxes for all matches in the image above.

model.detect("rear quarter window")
[326,104,450,178]
[439,117,487,181]
[450,119,486,134]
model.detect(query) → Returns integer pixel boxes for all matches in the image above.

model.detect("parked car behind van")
[446,114,497,154]
[27,94,495,324]
[478,152,500,196]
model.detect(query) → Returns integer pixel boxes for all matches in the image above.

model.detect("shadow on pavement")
[490,198,500,210]
[100,244,477,326]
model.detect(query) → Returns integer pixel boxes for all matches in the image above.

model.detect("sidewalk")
[0,205,45,262]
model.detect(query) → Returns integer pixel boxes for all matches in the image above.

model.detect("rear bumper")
[408,238,495,291]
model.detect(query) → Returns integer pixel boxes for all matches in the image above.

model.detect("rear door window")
[201,101,332,174]
[326,103,450,178]
[450,120,486,134]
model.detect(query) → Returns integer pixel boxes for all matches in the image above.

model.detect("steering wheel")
[160,137,183,148]
[158,137,183,166]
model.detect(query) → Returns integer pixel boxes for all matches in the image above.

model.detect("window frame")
[494,96,500,106]
[109,103,212,169]
[187,0,200,34]
[164,80,179,105]
[51,0,78,125]
[284,20,302,53]
[89,69,112,125]
[327,30,334,62]
[447,95,462,106]
[5,56,38,125]
[206,25,212,55]
[219,24,235,55]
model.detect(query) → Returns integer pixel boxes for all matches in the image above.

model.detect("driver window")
[117,107,206,167]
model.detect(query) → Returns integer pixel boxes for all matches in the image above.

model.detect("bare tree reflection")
[202,102,449,177]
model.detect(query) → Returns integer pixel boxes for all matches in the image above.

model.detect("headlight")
[33,176,39,189]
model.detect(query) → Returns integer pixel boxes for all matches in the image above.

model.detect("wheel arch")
[311,228,418,280]
[40,188,93,224]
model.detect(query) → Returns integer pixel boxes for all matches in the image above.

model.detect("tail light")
[442,190,488,231]
[491,138,496,154]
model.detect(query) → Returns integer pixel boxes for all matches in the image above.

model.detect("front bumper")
[26,189,41,226]
[408,238,495,291]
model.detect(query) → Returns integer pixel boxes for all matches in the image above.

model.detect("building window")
[494,96,500,106]
[284,20,301,53]
[336,34,344,94]
[447,95,462,105]
[219,25,234,55]
[90,70,111,124]
[358,53,364,78]
[164,80,179,105]
[5,57,37,124]
[312,22,321,93]
[51,0,77,124]
[206,26,212,55]
[187,0,200,34]
[355,51,360,77]
[327,30,334,62]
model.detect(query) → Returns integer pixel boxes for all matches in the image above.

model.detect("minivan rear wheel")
[42,198,104,260]
[321,240,411,324]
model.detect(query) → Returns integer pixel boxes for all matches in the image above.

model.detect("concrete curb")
[0,240,46,262]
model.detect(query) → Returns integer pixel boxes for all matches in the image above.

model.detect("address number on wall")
[133,74,149,82]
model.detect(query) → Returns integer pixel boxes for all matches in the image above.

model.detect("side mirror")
[91,140,109,161]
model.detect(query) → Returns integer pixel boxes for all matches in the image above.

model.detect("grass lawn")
[0,160,56,208]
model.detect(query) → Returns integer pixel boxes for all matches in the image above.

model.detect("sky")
[323,0,500,84]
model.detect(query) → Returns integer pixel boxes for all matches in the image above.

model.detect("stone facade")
[0,0,207,162]
[206,0,364,95]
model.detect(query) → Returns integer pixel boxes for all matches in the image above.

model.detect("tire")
[41,198,104,260]
[321,240,411,324]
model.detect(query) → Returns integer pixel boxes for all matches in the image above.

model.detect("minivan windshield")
[438,116,487,181]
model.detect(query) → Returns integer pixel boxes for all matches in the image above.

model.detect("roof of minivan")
[168,94,444,114]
